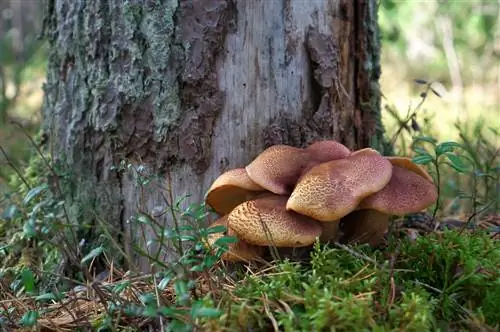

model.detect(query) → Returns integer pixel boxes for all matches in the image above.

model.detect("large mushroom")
[206,216,265,262]
[313,148,388,243]
[286,151,393,222]
[245,141,351,195]
[227,195,323,247]
[205,168,268,215]
[340,156,438,246]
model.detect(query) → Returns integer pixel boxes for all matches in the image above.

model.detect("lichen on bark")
[40,0,236,259]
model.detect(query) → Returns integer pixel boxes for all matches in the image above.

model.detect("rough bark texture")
[41,0,385,269]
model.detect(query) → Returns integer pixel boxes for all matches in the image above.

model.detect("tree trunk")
[41,0,385,270]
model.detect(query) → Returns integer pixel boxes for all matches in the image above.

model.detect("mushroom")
[386,156,434,183]
[304,140,351,163]
[341,157,437,246]
[358,161,438,215]
[349,147,382,157]
[206,216,265,262]
[339,210,390,246]
[205,168,268,215]
[227,195,322,247]
[245,145,307,195]
[286,151,393,222]
[245,141,350,195]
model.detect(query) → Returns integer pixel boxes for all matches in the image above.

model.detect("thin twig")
[0,144,31,189]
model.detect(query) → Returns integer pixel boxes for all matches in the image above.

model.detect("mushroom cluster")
[205,140,438,262]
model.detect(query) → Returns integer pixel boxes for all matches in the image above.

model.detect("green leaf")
[189,264,204,272]
[158,276,172,291]
[430,87,442,98]
[23,184,48,205]
[139,293,156,305]
[112,281,131,294]
[142,305,158,317]
[414,79,428,85]
[436,141,462,155]
[20,310,39,327]
[81,246,104,264]
[175,195,190,208]
[412,154,434,165]
[202,254,219,268]
[180,235,197,242]
[206,225,227,235]
[445,154,469,173]
[2,204,19,221]
[214,236,238,247]
[173,279,188,298]
[23,218,37,238]
[412,147,429,156]
[137,214,152,225]
[191,306,222,319]
[158,306,187,318]
[413,136,437,145]
[21,269,35,294]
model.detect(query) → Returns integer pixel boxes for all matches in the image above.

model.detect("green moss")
[216,230,499,331]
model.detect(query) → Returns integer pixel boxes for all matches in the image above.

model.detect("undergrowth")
[0,87,498,331]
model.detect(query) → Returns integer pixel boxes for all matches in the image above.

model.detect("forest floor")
[0,212,498,331]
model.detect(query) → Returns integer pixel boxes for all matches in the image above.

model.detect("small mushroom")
[245,145,309,195]
[358,163,438,215]
[386,156,434,183]
[344,158,437,246]
[349,147,382,157]
[286,152,393,221]
[206,216,265,262]
[304,140,351,163]
[245,141,351,195]
[339,210,390,246]
[205,168,267,215]
[227,195,322,247]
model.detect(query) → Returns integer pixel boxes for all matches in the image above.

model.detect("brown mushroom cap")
[206,216,265,262]
[386,156,434,183]
[205,168,267,215]
[339,209,390,246]
[227,195,322,247]
[358,165,438,215]
[286,152,393,221]
[305,140,351,162]
[245,141,351,196]
[350,147,382,157]
[245,145,310,195]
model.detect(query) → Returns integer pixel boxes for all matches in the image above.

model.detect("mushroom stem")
[339,209,390,247]
[319,220,341,243]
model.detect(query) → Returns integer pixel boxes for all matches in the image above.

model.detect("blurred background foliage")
[379,0,499,141]
[0,1,47,192]
[0,0,498,216]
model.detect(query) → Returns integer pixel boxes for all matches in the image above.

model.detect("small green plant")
[410,134,498,229]
[410,136,470,220]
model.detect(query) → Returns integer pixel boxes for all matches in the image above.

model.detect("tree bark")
[41,0,385,269]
